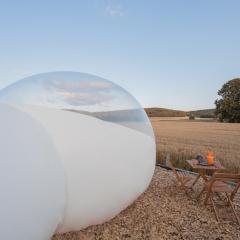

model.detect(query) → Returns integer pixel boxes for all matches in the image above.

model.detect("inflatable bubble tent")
[0,71,156,240]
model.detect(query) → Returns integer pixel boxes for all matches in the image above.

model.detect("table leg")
[199,169,208,182]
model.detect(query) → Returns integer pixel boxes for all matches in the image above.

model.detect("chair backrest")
[212,173,240,183]
[165,155,175,172]
[209,172,240,200]
[165,157,182,182]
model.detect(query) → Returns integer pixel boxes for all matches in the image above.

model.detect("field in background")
[150,118,240,173]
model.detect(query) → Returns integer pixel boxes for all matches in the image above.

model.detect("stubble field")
[151,118,240,173]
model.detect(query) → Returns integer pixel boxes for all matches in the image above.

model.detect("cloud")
[48,79,114,93]
[105,4,125,17]
[61,91,114,106]
[42,78,117,107]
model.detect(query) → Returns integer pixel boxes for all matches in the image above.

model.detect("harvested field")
[53,167,240,240]
[151,118,240,173]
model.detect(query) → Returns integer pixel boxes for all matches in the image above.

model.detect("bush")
[189,115,195,120]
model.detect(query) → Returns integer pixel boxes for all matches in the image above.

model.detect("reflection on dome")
[0,72,153,137]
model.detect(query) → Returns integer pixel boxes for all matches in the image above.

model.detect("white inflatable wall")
[17,105,155,233]
[0,104,65,240]
[0,72,156,239]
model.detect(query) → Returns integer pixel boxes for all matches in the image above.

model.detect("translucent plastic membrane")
[0,72,153,137]
[0,72,156,236]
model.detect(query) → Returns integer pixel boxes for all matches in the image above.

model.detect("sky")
[0,0,240,110]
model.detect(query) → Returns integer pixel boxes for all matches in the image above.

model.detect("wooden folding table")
[186,159,225,187]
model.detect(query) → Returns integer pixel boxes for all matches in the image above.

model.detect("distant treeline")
[144,108,187,117]
[188,109,216,118]
[145,107,216,118]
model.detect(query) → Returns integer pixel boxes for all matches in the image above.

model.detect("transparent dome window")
[0,72,154,137]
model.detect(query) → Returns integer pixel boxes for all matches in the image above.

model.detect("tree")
[215,78,240,123]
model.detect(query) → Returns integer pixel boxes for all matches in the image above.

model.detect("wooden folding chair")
[197,172,240,224]
[166,157,193,194]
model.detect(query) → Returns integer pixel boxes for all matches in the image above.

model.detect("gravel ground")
[53,167,240,240]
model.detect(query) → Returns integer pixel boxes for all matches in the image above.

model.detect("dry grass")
[151,118,240,173]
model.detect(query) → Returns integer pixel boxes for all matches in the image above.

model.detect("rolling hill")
[144,108,187,118]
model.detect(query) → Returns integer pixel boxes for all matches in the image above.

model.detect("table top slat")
[186,159,225,170]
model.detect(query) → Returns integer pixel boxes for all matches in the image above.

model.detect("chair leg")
[197,187,205,200]
[179,184,191,197]
[216,192,224,201]
[184,187,192,197]
[210,194,219,222]
[191,174,201,188]
[179,179,190,194]
[226,195,240,225]
[204,191,211,205]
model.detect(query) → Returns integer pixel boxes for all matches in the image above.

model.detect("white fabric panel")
[0,103,65,240]
[19,105,156,233]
